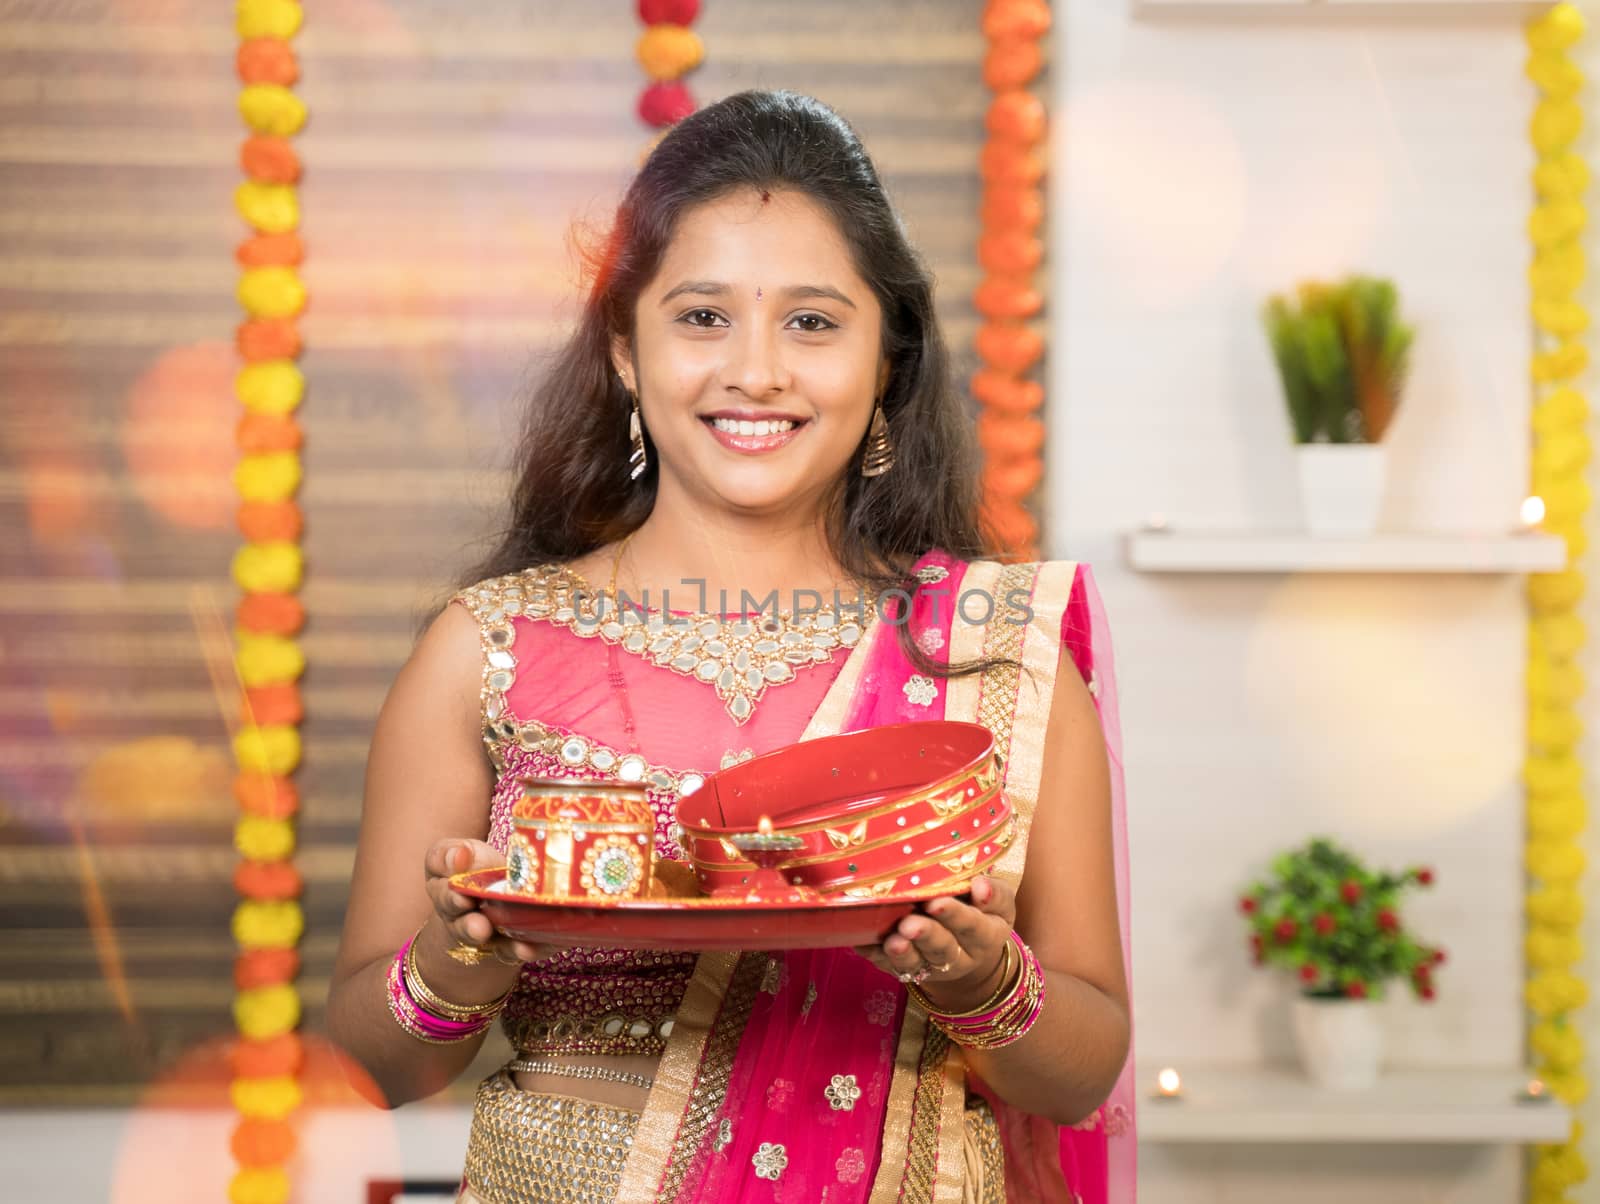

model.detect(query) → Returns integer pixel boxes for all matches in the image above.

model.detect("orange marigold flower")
[236,318,302,361]
[230,1033,305,1079]
[230,1116,298,1167]
[236,38,300,86]
[243,682,304,725]
[234,773,300,819]
[237,500,304,543]
[235,862,304,906]
[236,232,304,269]
[241,136,302,185]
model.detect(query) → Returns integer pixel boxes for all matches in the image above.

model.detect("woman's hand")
[853,875,1017,1012]
[424,837,544,964]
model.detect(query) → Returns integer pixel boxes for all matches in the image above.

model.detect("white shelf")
[1124,530,1567,574]
[1138,1065,1571,1144]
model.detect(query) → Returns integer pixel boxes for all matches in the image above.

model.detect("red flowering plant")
[1239,837,1445,1001]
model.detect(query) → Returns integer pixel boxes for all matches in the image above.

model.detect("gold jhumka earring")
[620,371,648,481]
[860,400,895,477]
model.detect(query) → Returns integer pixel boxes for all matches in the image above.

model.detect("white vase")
[1290,995,1384,1090]
[1295,443,1386,536]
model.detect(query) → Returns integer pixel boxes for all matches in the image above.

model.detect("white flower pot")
[1296,443,1386,536]
[1290,995,1384,1090]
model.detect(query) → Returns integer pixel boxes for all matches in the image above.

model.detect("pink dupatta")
[620,550,1135,1203]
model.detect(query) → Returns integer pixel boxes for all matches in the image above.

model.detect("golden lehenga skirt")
[458,1071,643,1204]
[456,1069,1005,1204]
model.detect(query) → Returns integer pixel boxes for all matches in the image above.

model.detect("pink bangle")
[925,930,1046,1050]
[386,944,494,1045]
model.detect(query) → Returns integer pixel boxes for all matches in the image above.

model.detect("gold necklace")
[536,537,870,724]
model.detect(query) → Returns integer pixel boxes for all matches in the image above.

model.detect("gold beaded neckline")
[523,559,871,725]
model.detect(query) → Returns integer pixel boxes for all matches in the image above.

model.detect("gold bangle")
[404,929,515,1021]
[931,943,1046,1050]
[905,936,1018,1019]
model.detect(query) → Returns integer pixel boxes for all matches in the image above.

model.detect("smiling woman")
[612,189,889,520]
[325,89,1134,1204]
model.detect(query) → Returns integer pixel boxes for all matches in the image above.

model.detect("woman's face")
[614,187,889,520]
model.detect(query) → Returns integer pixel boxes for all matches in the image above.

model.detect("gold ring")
[446,941,493,966]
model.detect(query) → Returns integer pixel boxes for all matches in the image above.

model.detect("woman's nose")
[723,321,791,397]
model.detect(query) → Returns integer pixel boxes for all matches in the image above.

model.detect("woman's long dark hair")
[446,89,1017,681]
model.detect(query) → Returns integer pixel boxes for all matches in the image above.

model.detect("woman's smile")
[699,409,812,454]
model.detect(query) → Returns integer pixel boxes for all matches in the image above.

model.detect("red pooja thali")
[458,720,1005,952]
[450,866,970,952]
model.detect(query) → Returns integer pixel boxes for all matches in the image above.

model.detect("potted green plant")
[1239,837,1444,1090]
[1261,275,1415,536]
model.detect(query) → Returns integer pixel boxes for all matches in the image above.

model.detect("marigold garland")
[974,0,1051,561]
[1523,7,1591,1202]
[635,0,702,160]
[232,3,306,1201]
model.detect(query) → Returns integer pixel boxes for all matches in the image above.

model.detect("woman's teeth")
[710,417,796,436]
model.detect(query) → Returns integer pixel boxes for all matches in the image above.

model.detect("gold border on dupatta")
[613,616,882,1201]
[873,558,1080,1204]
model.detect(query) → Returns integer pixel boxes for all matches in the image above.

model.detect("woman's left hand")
[853,875,1017,1012]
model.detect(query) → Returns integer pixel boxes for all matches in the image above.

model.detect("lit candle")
[1154,1067,1183,1100]
[1518,1077,1549,1103]
[758,815,774,836]
[1521,495,1547,529]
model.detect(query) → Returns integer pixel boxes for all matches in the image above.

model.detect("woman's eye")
[682,309,725,328]
[791,313,837,333]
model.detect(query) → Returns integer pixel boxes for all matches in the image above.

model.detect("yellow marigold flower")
[1528,792,1587,840]
[1534,380,1590,432]
[236,0,303,39]
[1533,340,1589,383]
[236,632,305,686]
[236,361,305,416]
[1532,99,1584,156]
[228,1166,291,1204]
[1529,885,1585,928]
[1526,50,1585,100]
[234,983,302,1040]
[1528,839,1587,884]
[1541,476,1593,524]
[1526,752,1585,796]
[234,899,305,950]
[1542,1071,1589,1108]
[1526,970,1588,1017]
[230,1074,303,1120]
[234,451,302,504]
[1533,1020,1586,1072]
[1529,245,1585,297]
[1533,431,1591,479]
[1528,707,1583,754]
[233,543,303,596]
[636,26,704,80]
[1527,570,1586,614]
[239,84,307,138]
[1531,1147,1582,1193]
[237,815,296,862]
[1528,655,1585,706]
[237,266,307,319]
[1532,613,1587,661]
[1527,927,1584,971]
[1526,3,1586,53]
[234,725,301,777]
[1533,297,1590,338]
[234,181,299,235]
[1535,151,1591,204]
[1528,201,1586,247]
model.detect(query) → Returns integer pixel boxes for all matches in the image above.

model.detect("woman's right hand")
[424,837,544,964]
